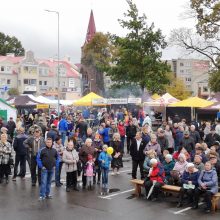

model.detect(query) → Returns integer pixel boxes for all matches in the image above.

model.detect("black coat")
[13,133,28,155]
[126,125,137,138]
[6,121,16,134]
[180,137,195,153]
[130,139,146,161]
[205,133,220,148]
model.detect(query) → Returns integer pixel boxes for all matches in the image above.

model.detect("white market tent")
[143,93,179,107]
[0,98,17,121]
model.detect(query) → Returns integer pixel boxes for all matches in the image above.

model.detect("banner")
[107,98,128,105]
[92,98,108,105]
[127,98,142,104]
[36,104,50,109]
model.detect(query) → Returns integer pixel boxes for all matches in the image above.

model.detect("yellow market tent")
[74,92,104,106]
[169,97,214,108]
[151,93,161,100]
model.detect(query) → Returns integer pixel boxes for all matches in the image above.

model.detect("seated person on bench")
[192,161,218,213]
[177,163,200,208]
[144,158,165,201]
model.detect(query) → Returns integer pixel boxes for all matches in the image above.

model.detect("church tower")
[80,10,99,95]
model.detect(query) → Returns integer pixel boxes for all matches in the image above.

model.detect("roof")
[85,10,96,44]
[169,97,214,108]
[0,98,16,109]
[74,92,103,106]
[6,95,42,107]
[0,55,80,79]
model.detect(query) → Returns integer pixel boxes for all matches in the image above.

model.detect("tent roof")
[207,92,220,102]
[74,92,103,106]
[169,97,214,108]
[6,95,42,107]
[0,98,16,109]
[151,94,161,100]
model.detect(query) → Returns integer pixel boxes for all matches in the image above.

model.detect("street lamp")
[90,78,94,92]
[45,9,60,117]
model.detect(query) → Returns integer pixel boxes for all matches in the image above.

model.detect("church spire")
[85,10,96,44]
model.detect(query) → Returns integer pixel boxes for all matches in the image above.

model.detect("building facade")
[0,51,82,99]
[168,59,212,98]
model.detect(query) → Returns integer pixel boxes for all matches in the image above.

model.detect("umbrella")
[147,180,156,199]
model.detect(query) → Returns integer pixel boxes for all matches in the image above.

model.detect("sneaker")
[111,172,115,176]
[56,183,62,187]
[39,196,45,201]
[46,195,53,199]
[12,177,16,181]
[116,172,120,175]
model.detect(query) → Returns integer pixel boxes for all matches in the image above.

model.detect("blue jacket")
[58,119,68,132]
[181,170,200,186]
[98,127,110,143]
[198,169,218,194]
[98,151,112,169]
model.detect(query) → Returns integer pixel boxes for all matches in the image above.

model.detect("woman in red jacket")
[117,121,126,153]
[144,158,165,201]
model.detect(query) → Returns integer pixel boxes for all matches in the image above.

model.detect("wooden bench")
[130,179,220,211]
[212,192,220,211]
[130,179,181,197]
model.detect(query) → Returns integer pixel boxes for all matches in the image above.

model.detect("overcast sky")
[0,0,194,64]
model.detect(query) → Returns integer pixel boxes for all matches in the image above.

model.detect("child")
[98,145,112,195]
[84,154,95,190]
[62,141,79,192]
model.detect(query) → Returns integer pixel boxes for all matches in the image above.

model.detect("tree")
[0,32,25,56]
[107,0,170,94]
[170,0,220,92]
[7,88,19,96]
[208,70,220,92]
[165,75,191,100]
[81,32,113,94]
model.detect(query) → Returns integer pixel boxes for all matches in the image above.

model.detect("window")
[180,70,184,73]
[6,66,11,72]
[185,78,192,82]
[203,87,208,92]
[185,69,191,74]
[62,82,65,86]
[44,81,47,86]
[24,79,28,84]
[1,66,4,71]
[7,79,11,84]
[39,81,42,86]
[24,66,28,72]
[39,68,42,75]
[30,79,36,85]
[180,63,184,66]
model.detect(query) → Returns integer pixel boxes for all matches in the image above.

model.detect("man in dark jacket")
[126,120,137,154]
[6,117,16,139]
[12,127,28,180]
[190,125,201,144]
[180,130,195,153]
[130,132,147,179]
[37,138,59,200]
[47,124,58,142]
[76,118,88,139]
[205,127,220,148]
[157,129,169,153]
[23,128,46,186]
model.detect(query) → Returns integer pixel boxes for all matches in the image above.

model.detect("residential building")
[168,59,212,98]
[0,51,82,99]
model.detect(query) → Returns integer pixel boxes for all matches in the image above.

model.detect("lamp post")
[45,9,60,116]
[90,78,94,92]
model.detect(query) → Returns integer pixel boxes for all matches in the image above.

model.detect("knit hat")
[150,158,158,164]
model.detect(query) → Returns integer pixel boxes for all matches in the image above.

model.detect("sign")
[69,78,75,88]
[24,86,37,92]
[36,104,49,109]
[92,98,108,105]
[107,98,128,105]
[128,98,142,104]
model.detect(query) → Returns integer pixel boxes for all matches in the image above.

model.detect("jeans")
[60,131,67,146]
[87,176,93,187]
[31,155,41,184]
[55,162,63,184]
[40,168,54,197]
[14,154,26,177]
[101,168,109,189]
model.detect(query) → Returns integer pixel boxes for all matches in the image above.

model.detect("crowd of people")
[0,108,219,213]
